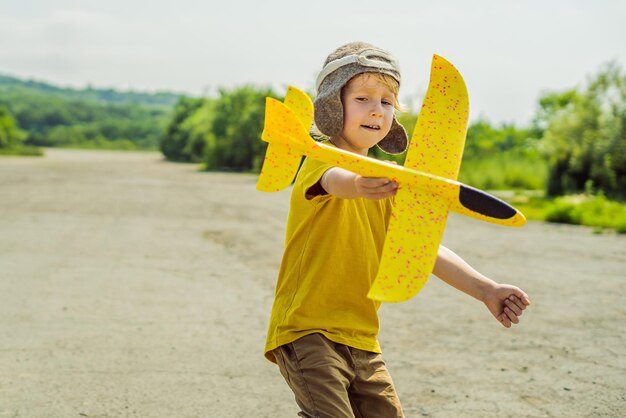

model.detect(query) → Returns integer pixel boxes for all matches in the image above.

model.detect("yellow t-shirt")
[264,156,393,363]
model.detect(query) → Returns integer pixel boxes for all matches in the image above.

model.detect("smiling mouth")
[361,124,381,130]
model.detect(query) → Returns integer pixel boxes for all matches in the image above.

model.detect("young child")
[264,42,531,417]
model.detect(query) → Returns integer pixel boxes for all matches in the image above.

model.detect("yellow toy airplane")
[257,54,526,303]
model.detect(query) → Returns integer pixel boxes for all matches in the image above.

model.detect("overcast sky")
[1,0,624,125]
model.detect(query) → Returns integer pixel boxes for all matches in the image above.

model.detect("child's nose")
[370,102,384,116]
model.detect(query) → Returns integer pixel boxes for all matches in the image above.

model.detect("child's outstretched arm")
[432,245,531,328]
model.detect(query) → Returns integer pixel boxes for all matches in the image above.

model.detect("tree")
[540,62,626,198]
[1,81,172,150]
[204,86,277,171]
[159,97,206,161]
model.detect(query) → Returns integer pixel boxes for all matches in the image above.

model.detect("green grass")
[0,145,44,156]
[58,139,157,151]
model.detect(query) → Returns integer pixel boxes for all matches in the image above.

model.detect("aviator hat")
[313,42,408,154]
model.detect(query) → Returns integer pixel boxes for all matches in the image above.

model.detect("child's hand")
[353,175,398,200]
[482,284,531,328]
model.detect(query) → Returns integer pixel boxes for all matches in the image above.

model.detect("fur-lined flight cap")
[314,42,408,154]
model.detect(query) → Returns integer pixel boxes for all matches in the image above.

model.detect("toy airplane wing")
[256,87,313,192]
[404,54,468,179]
[368,54,469,302]
[367,185,449,301]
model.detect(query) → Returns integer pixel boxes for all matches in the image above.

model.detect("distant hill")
[0,74,183,108]
[0,74,187,150]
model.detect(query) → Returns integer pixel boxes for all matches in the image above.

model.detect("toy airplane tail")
[256,87,314,192]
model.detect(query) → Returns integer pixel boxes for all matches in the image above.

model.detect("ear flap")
[377,117,408,154]
[313,89,344,137]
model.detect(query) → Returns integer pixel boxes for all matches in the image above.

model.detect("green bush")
[545,199,582,224]
[614,214,626,233]
[0,106,24,148]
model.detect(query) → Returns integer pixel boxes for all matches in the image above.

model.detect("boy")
[264,42,530,417]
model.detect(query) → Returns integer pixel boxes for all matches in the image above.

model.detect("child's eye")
[356,97,367,102]
[382,100,393,106]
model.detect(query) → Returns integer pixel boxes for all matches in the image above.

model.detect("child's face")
[338,73,395,154]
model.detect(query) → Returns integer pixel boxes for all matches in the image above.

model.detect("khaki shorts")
[272,333,404,418]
